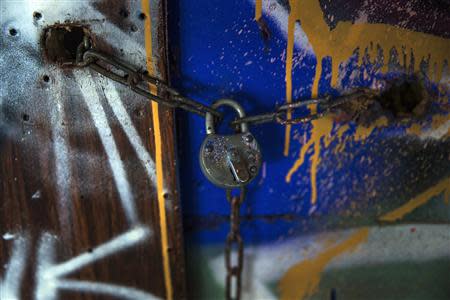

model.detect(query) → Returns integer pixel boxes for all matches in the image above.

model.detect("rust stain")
[279,228,370,300]
[379,177,450,222]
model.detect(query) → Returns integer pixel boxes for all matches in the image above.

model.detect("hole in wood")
[43,24,91,65]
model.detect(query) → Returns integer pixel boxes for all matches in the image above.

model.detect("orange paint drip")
[379,177,450,222]
[255,0,262,20]
[279,228,370,300]
[141,1,173,299]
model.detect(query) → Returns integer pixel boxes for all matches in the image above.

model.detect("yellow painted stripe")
[141,1,173,299]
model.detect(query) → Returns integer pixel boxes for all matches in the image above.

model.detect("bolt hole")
[138,12,146,20]
[119,8,129,18]
[130,24,138,32]
[163,192,169,200]
[22,114,30,122]
[42,75,50,82]
[9,28,18,36]
[33,11,42,20]
[87,248,93,253]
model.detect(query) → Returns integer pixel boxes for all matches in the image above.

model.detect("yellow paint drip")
[286,115,387,205]
[379,177,450,222]
[297,0,450,97]
[255,0,262,20]
[279,228,370,300]
[286,117,333,204]
[283,0,301,156]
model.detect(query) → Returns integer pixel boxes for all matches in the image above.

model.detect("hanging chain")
[225,187,246,300]
[75,39,377,128]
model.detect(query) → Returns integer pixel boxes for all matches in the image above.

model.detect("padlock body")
[199,132,262,189]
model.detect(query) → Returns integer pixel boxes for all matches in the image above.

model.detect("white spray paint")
[74,70,138,225]
[50,70,73,232]
[35,227,152,300]
[57,280,160,300]
[101,78,157,186]
[35,232,58,300]
[2,233,15,240]
[0,235,30,300]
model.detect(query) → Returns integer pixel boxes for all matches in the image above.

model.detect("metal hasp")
[200,99,262,189]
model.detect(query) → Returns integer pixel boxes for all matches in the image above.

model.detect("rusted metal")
[225,187,246,300]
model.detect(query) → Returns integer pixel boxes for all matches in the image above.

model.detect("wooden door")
[0,0,185,299]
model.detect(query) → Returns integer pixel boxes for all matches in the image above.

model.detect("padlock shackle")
[206,99,248,134]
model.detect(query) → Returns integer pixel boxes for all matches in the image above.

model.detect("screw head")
[249,165,257,174]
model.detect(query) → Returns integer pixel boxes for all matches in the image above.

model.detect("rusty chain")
[225,187,246,300]
[75,39,376,128]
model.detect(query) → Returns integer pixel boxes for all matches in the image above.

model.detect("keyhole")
[229,166,238,182]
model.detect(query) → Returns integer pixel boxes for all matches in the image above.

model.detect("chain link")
[75,39,221,118]
[75,39,376,128]
[225,187,246,300]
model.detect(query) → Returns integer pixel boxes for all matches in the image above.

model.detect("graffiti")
[253,0,450,205]
[284,0,450,99]
[205,223,450,300]
[282,0,450,154]
[279,177,450,299]
[203,179,449,299]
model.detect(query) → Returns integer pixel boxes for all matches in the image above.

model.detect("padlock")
[200,99,262,189]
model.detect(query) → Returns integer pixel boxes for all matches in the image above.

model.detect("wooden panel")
[0,0,185,299]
